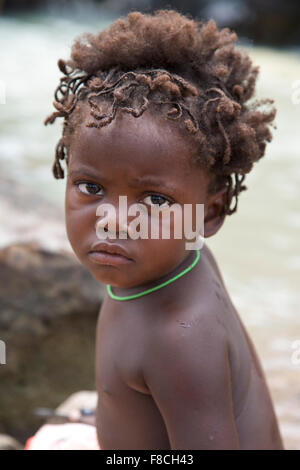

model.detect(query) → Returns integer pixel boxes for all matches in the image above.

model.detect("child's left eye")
[77,182,103,196]
[143,195,171,208]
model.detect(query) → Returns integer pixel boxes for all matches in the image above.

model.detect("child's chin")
[88,267,137,289]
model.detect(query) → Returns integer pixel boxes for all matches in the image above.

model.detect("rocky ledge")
[0,177,104,443]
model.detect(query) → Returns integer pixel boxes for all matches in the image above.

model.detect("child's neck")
[109,249,198,300]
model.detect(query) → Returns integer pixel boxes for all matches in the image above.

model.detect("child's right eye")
[76,182,103,196]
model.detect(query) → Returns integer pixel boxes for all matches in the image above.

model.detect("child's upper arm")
[143,313,240,450]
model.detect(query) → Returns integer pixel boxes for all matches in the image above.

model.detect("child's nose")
[95,200,130,240]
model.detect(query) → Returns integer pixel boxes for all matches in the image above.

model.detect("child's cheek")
[148,204,183,241]
[64,186,93,262]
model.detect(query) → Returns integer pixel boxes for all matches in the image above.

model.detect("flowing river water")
[0,10,299,449]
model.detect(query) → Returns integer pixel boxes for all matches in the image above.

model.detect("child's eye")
[76,182,103,196]
[143,195,171,208]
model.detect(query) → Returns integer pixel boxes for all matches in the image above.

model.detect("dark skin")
[65,105,284,450]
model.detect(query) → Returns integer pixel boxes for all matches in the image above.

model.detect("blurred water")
[0,10,115,203]
[0,12,300,448]
[208,47,300,449]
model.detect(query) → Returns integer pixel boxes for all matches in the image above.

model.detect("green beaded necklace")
[107,249,200,301]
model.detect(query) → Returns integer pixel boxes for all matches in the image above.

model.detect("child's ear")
[204,186,228,238]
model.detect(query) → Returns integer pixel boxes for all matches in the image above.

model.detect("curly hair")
[44,9,276,215]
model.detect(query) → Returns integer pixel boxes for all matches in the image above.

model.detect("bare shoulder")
[144,295,230,376]
[200,242,227,290]
[143,243,235,359]
[142,296,239,449]
[143,252,232,396]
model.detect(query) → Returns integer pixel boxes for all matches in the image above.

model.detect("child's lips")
[88,250,133,266]
[88,242,134,266]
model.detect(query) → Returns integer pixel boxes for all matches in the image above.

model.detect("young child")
[45,10,284,450]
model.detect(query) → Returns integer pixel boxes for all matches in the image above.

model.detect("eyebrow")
[127,176,177,193]
[68,169,107,181]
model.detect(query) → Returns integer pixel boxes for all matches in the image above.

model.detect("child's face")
[65,105,221,288]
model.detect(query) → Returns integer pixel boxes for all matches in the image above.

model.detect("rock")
[0,241,105,443]
[0,434,23,450]
[0,241,104,330]
[54,390,97,426]
[0,176,104,442]
[55,390,97,415]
